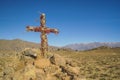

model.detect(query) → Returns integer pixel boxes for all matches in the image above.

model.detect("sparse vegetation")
[0,40,120,80]
[53,46,120,80]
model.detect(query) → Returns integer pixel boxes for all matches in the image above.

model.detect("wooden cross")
[26,13,59,57]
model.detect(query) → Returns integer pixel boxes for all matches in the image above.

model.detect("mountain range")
[64,42,120,50]
[0,39,120,51]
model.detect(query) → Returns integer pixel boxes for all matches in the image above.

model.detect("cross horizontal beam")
[26,13,59,57]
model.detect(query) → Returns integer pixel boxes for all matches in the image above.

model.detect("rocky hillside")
[0,39,80,80]
[54,46,120,80]
[0,48,81,80]
[0,39,120,80]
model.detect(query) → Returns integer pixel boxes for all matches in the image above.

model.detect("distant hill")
[64,42,120,50]
[0,39,40,52]
[0,39,58,52]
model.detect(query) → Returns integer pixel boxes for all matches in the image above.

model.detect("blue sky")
[0,0,120,46]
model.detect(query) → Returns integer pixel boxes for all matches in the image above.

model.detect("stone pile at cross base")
[1,48,83,80]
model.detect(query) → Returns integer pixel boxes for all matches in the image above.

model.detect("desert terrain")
[0,39,120,80]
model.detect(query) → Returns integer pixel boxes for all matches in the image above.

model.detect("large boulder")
[50,54,66,66]
[60,65,80,80]
[22,49,37,59]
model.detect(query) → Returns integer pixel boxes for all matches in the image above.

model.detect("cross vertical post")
[40,13,48,57]
[26,13,59,57]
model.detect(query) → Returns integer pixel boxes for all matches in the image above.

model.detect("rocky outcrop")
[1,48,81,80]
